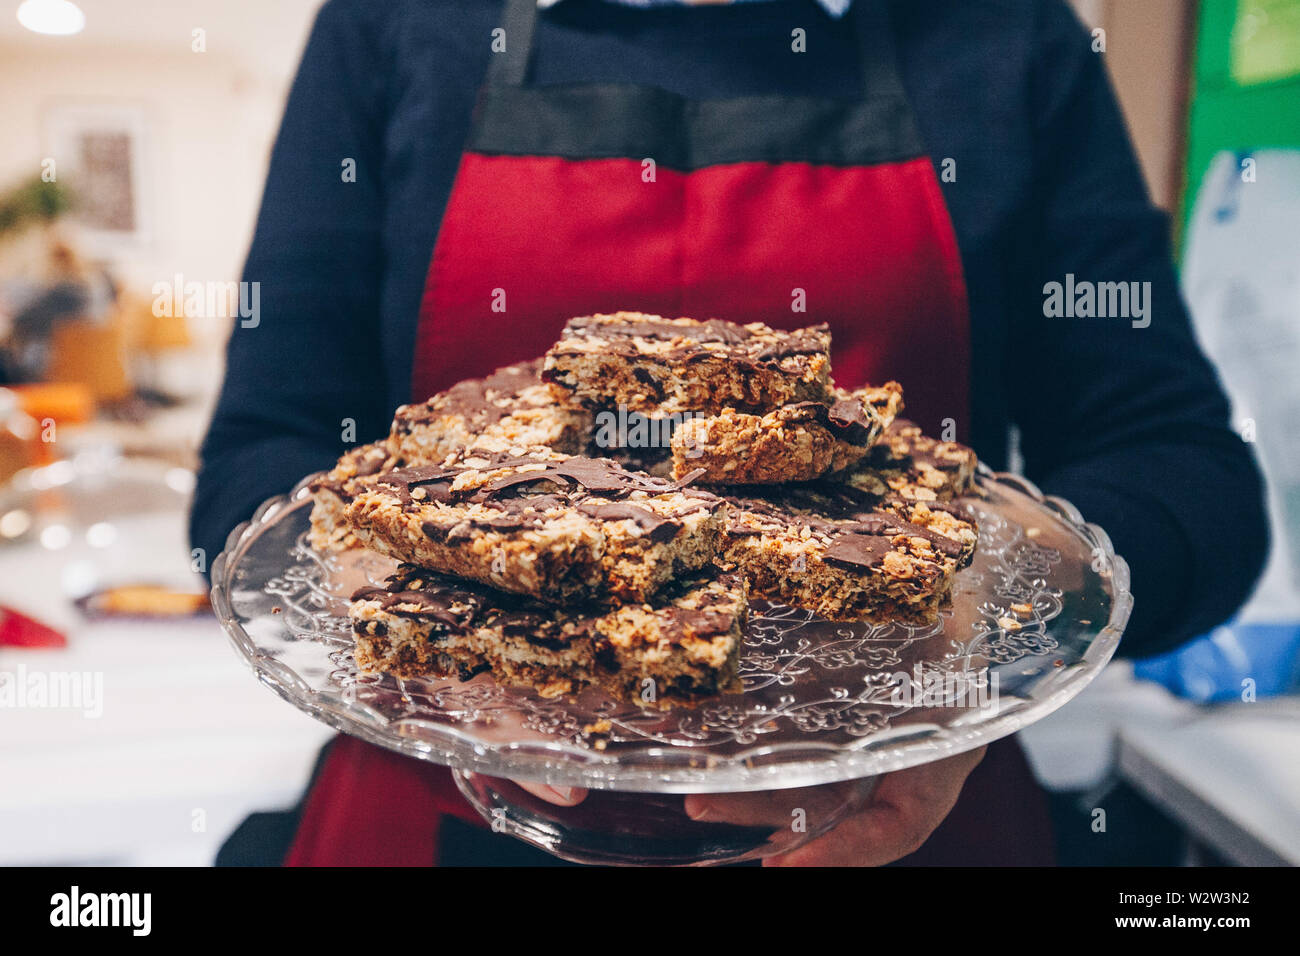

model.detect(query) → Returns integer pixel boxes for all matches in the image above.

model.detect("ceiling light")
[16,0,85,36]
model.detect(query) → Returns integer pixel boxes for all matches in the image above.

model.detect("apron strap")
[488,0,907,102]
[849,0,909,101]
[489,0,542,86]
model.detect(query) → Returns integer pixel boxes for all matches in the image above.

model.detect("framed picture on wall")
[43,102,152,254]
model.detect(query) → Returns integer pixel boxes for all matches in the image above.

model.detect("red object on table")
[0,606,68,648]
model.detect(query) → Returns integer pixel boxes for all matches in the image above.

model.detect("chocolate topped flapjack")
[309,360,592,553]
[339,453,729,605]
[307,441,406,552]
[350,563,746,704]
[304,320,986,703]
[718,481,971,625]
[734,480,977,568]
[542,312,833,415]
[831,419,978,502]
[669,381,904,485]
[391,359,591,463]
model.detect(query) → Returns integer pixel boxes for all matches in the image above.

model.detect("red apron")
[287,0,1048,866]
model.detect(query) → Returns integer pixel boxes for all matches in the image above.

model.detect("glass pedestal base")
[452,770,878,866]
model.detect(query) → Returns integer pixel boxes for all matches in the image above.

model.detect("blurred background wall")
[0,0,315,285]
[0,0,317,449]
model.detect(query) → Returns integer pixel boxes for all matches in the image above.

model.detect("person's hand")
[511,779,587,806]
[684,746,987,866]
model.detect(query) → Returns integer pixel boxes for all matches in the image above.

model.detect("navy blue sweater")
[193,0,1268,658]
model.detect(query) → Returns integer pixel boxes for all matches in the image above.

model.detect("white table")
[1116,701,1300,866]
[1018,662,1300,866]
[0,507,333,866]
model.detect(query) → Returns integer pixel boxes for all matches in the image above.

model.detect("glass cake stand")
[212,468,1131,866]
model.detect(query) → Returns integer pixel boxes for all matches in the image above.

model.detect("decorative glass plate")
[212,469,1131,864]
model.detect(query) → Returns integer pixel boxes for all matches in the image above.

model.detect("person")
[3,239,117,384]
[192,0,1268,866]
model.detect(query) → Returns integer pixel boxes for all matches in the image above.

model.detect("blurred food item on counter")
[0,604,68,648]
[129,292,192,353]
[9,382,95,423]
[120,290,196,406]
[74,584,210,620]
[3,236,201,414]
[0,188,212,472]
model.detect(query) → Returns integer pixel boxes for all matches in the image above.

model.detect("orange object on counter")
[9,382,94,424]
[75,585,210,619]
[0,389,40,483]
[7,383,94,466]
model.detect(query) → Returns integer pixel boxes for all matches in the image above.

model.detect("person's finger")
[684,791,790,827]
[684,779,863,828]
[763,798,918,866]
[764,746,986,866]
[510,779,588,806]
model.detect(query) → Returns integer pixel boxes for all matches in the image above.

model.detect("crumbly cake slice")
[350,564,747,705]
[719,488,970,625]
[340,453,728,605]
[390,359,591,463]
[831,419,978,502]
[309,439,573,554]
[668,381,904,485]
[542,312,833,415]
[876,498,979,567]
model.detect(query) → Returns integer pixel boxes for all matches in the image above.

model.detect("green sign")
[1231,0,1300,85]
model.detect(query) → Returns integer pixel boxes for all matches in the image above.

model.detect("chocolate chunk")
[579,501,680,542]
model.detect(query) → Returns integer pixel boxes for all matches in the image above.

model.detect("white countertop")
[1019,661,1300,865]
[0,505,333,866]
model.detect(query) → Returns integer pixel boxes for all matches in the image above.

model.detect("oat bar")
[831,419,978,502]
[341,453,728,605]
[542,312,833,415]
[764,482,978,569]
[309,360,590,553]
[720,489,970,625]
[669,382,904,485]
[391,359,591,463]
[308,441,404,552]
[350,564,746,704]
